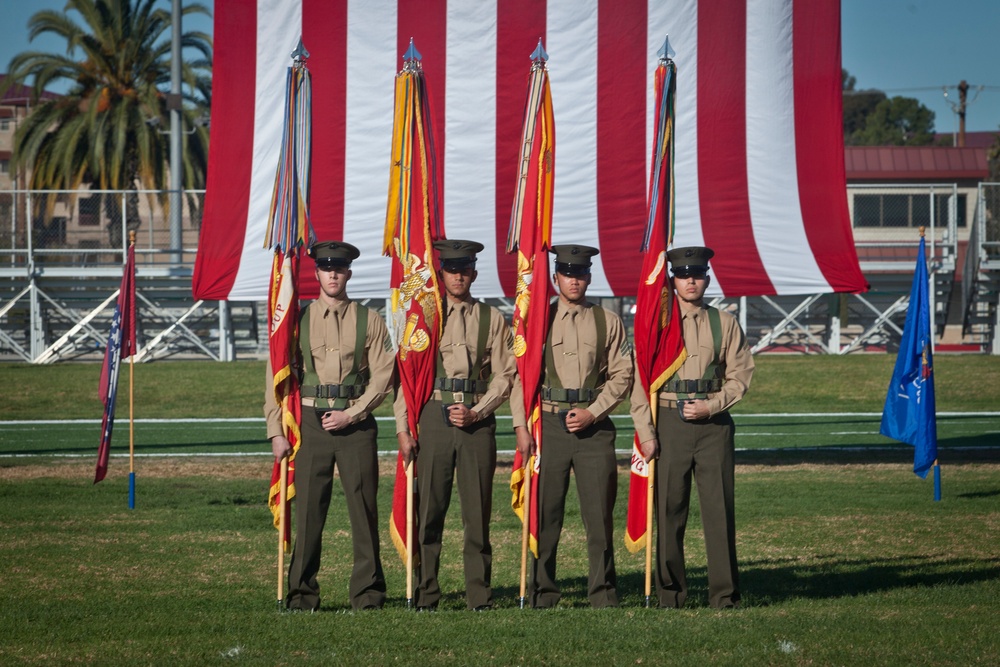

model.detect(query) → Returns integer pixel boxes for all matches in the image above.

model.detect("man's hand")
[639,438,659,463]
[681,399,711,422]
[447,403,479,429]
[514,425,536,467]
[271,435,292,461]
[321,410,352,432]
[397,431,418,466]
[565,408,596,433]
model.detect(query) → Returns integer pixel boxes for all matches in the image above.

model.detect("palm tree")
[0,0,212,246]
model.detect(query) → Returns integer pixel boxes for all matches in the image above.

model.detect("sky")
[1,0,999,134]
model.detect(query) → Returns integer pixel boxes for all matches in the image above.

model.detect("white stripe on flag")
[656,0,710,284]
[548,0,614,295]
[342,0,398,297]
[445,1,502,296]
[231,0,302,300]
[745,0,827,294]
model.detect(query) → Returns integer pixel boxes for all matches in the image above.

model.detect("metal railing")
[1,183,997,361]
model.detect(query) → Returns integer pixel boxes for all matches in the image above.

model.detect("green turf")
[0,461,996,665]
[1,356,997,664]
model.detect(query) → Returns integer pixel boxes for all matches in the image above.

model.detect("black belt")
[540,386,598,403]
[304,383,366,400]
[434,377,488,393]
[663,378,722,394]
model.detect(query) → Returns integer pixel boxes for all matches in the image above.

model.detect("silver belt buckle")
[454,391,465,404]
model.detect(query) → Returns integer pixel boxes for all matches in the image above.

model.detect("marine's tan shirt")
[264,298,395,440]
[630,303,754,443]
[394,296,517,434]
[510,299,634,425]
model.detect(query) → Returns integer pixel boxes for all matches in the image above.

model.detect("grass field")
[1,358,998,665]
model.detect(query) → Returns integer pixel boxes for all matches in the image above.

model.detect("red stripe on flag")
[793,0,867,294]
[398,1,448,234]
[696,1,775,295]
[192,0,256,300]
[496,0,547,297]
[297,0,348,300]
[303,0,346,242]
[596,0,647,294]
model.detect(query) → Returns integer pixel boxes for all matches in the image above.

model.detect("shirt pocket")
[310,342,327,369]
[580,338,599,374]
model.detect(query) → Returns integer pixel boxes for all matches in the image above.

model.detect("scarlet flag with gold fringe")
[626,42,687,553]
[384,40,444,564]
[508,41,555,558]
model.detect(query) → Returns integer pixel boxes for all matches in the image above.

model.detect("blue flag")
[880,236,937,478]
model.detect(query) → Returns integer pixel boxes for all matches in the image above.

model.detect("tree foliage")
[842,69,936,146]
[0,0,211,206]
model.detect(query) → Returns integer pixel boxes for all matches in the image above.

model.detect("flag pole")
[127,230,136,510]
[406,459,414,608]
[919,227,943,503]
[644,458,654,607]
[518,462,531,609]
[277,456,288,608]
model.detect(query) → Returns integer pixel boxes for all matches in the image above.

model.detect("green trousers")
[531,411,618,609]
[654,406,739,609]
[286,410,386,611]
[414,400,497,609]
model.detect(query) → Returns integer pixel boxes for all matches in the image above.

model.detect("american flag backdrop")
[193,0,866,301]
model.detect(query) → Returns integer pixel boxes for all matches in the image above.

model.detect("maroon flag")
[95,242,136,483]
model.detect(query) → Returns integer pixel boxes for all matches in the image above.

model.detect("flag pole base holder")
[645,595,652,609]
[519,596,526,609]
[406,598,413,610]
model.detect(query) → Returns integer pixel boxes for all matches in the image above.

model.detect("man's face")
[554,271,590,303]
[672,270,710,304]
[316,265,351,300]
[440,266,477,301]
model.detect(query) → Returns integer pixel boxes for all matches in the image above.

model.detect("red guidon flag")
[508,42,554,558]
[626,46,687,554]
[385,41,444,564]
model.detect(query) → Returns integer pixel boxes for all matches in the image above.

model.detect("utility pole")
[957,80,969,147]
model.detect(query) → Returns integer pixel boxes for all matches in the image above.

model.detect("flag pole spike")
[403,38,422,66]
[919,225,925,238]
[530,39,548,64]
[291,38,310,65]
[657,35,676,63]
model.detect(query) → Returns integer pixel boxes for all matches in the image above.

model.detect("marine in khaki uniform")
[395,240,518,611]
[513,244,634,609]
[265,241,395,612]
[631,246,754,609]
